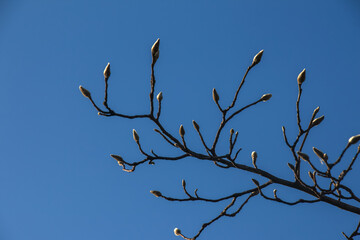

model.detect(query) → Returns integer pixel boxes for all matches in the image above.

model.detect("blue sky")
[1,1,360,239]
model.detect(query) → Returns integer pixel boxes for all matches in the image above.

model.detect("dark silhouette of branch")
[79,39,360,239]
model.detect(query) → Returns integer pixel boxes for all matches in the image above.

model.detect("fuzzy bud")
[273,189,277,198]
[150,190,162,197]
[157,92,163,101]
[174,228,181,236]
[297,69,306,85]
[179,125,185,137]
[252,50,264,66]
[182,179,186,188]
[212,88,219,103]
[348,134,360,145]
[287,163,295,171]
[79,86,91,98]
[312,147,327,162]
[133,129,139,142]
[313,106,320,115]
[103,62,111,79]
[260,93,272,102]
[151,38,160,63]
[311,115,325,127]
[252,178,260,186]
[230,128,234,135]
[110,154,124,163]
[251,151,258,168]
[297,151,310,161]
[192,120,200,131]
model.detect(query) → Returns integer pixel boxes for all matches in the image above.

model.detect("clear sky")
[1,1,360,239]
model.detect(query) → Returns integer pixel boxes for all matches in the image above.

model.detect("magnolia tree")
[79,39,360,240]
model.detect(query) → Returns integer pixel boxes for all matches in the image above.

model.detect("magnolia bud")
[150,190,162,197]
[261,93,272,102]
[297,151,309,161]
[151,38,160,63]
[182,179,186,188]
[179,125,185,137]
[103,62,111,79]
[311,115,324,127]
[252,50,264,66]
[251,151,257,168]
[273,189,277,198]
[314,106,320,115]
[297,69,306,85]
[192,120,200,131]
[133,129,139,142]
[312,147,327,162]
[212,88,219,103]
[110,154,124,163]
[287,163,295,171]
[79,86,91,98]
[348,134,360,145]
[252,178,260,186]
[157,92,163,101]
[174,228,181,236]
[230,128,234,134]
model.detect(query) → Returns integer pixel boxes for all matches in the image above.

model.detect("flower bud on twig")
[287,163,295,171]
[297,151,310,161]
[192,120,200,131]
[261,93,272,102]
[150,190,162,197]
[252,178,260,187]
[151,38,160,63]
[179,125,185,137]
[103,62,111,79]
[251,151,257,168]
[313,147,327,163]
[133,129,139,143]
[174,228,181,236]
[252,50,264,66]
[230,128,234,135]
[273,189,277,198]
[297,69,306,85]
[313,106,320,115]
[212,88,219,104]
[182,179,186,188]
[348,134,360,145]
[156,92,163,101]
[110,154,124,163]
[311,115,324,127]
[79,86,91,98]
